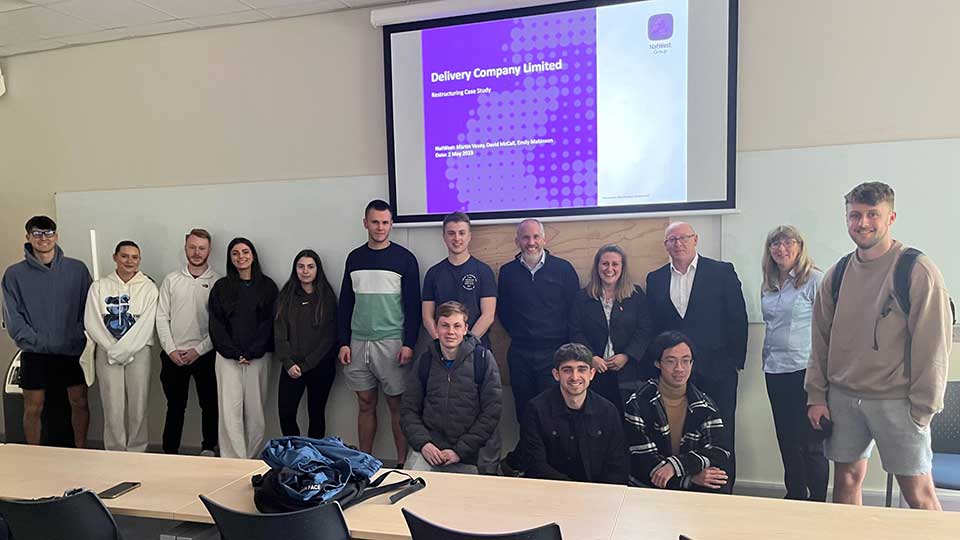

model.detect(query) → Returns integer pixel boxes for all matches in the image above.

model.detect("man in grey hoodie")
[2,216,92,447]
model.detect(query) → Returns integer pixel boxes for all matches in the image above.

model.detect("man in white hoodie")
[84,240,159,452]
[156,229,221,456]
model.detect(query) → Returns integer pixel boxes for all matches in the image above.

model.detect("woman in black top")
[208,237,278,458]
[569,244,652,413]
[274,249,338,438]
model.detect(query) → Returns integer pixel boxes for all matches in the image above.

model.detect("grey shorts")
[341,339,407,396]
[825,387,932,476]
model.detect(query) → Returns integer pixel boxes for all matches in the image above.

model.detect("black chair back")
[199,495,349,540]
[402,508,562,540]
[932,380,960,454]
[0,489,120,540]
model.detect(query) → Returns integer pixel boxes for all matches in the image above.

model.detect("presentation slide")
[388,0,732,220]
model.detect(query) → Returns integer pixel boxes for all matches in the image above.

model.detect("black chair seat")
[199,494,350,540]
[402,507,562,540]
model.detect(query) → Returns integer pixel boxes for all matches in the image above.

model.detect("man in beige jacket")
[805,182,952,510]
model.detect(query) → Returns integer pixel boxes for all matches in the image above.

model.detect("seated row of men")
[401,300,729,492]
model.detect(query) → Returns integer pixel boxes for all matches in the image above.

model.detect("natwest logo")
[648,13,673,41]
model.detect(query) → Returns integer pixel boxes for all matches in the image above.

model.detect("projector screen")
[384,0,737,223]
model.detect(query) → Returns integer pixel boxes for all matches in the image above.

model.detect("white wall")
[2,1,960,494]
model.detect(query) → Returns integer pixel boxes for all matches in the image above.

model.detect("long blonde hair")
[761,225,816,292]
[586,244,634,302]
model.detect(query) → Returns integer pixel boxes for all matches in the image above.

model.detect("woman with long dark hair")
[274,249,338,438]
[208,237,278,458]
[569,244,652,413]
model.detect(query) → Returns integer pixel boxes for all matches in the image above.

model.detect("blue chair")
[889,380,960,507]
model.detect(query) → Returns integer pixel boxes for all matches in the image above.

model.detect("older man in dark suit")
[645,221,748,488]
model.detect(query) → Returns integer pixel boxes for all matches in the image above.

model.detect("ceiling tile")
[186,9,267,28]
[0,6,99,41]
[123,18,193,37]
[0,0,31,14]
[341,0,399,7]
[58,25,130,45]
[47,0,172,29]
[0,37,65,57]
[244,0,345,9]
[259,0,345,18]
[139,0,252,19]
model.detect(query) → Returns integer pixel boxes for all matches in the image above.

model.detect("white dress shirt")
[669,253,699,318]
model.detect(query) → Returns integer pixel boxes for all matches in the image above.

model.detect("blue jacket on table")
[623,378,730,490]
[520,386,628,485]
[497,250,580,349]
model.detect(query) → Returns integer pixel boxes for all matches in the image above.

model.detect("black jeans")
[278,364,336,439]
[765,370,829,501]
[505,344,559,470]
[693,370,738,494]
[160,351,218,454]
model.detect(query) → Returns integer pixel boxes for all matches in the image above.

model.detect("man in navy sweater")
[498,219,580,472]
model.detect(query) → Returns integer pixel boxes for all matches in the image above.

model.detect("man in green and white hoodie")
[84,240,159,452]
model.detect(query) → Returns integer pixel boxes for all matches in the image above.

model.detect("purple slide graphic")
[421,11,598,213]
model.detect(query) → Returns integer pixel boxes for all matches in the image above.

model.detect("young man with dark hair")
[624,331,731,492]
[400,301,502,474]
[421,211,501,473]
[156,229,220,455]
[2,216,92,447]
[806,181,952,510]
[498,218,580,472]
[519,342,628,485]
[339,199,422,466]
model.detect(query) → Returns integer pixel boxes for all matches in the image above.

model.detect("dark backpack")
[830,247,956,325]
[417,343,489,399]
[830,247,956,377]
[252,468,423,514]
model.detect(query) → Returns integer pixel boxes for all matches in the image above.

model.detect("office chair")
[888,380,960,507]
[402,508,562,540]
[199,495,349,540]
[0,489,121,540]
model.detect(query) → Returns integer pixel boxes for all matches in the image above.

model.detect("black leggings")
[277,364,336,439]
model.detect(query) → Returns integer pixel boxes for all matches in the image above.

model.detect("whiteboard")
[724,139,960,322]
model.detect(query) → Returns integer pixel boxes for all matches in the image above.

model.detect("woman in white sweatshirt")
[84,240,159,452]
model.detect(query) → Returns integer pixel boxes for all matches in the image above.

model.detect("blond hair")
[761,225,816,292]
[586,244,634,303]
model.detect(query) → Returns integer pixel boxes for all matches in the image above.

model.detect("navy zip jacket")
[2,244,91,355]
[497,250,580,349]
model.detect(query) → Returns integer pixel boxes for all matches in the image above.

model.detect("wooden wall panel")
[467,217,669,383]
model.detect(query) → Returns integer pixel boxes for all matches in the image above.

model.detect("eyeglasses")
[664,234,696,246]
[770,239,799,249]
[29,230,56,239]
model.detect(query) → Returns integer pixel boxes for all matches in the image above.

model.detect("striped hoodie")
[623,378,730,489]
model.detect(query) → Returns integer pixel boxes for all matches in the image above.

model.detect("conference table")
[1,444,959,539]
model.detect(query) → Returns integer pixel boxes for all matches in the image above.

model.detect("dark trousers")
[694,370,738,493]
[765,370,829,501]
[160,351,218,454]
[278,364,336,439]
[505,344,559,470]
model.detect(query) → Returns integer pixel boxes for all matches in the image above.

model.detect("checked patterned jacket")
[623,378,731,489]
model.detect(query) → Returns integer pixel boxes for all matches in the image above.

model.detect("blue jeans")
[261,436,382,502]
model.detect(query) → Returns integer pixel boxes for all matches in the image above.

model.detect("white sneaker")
[200,449,216,457]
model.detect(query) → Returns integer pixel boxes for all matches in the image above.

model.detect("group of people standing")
[2,181,951,511]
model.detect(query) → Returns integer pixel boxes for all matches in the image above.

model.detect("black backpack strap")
[473,344,488,387]
[831,253,853,307]
[345,470,425,509]
[893,248,923,315]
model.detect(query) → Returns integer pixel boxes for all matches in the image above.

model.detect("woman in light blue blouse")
[761,225,828,501]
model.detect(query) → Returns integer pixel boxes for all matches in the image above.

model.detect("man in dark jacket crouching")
[520,342,628,484]
[400,301,502,474]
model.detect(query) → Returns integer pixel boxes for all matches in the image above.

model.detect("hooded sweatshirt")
[156,265,221,356]
[2,244,92,355]
[84,270,159,365]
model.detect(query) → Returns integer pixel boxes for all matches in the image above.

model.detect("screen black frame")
[383,0,738,224]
